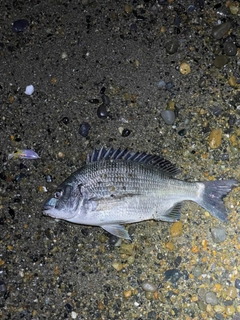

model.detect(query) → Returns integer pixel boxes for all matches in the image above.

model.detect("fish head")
[43,182,82,220]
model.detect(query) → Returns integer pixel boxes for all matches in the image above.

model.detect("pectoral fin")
[101,224,131,240]
[157,202,182,222]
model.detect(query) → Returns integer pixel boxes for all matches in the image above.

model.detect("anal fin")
[158,202,182,222]
[101,224,131,240]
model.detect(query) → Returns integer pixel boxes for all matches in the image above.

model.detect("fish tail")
[197,180,237,221]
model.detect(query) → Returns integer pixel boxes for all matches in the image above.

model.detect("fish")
[43,147,237,240]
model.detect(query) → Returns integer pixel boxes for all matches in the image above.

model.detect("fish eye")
[54,190,63,199]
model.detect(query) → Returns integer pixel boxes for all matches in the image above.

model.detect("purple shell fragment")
[8,149,40,160]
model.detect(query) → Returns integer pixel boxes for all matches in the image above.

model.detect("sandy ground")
[1,0,240,319]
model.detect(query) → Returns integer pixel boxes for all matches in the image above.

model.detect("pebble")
[112,261,123,271]
[0,280,7,292]
[124,4,132,14]
[121,128,131,137]
[164,269,182,283]
[161,110,175,125]
[208,128,222,149]
[157,80,166,89]
[45,175,52,183]
[213,55,228,68]
[212,22,231,39]
[226,305,236,316]
[101,94,110,106]
[211,227,226,243]
[61,117,69,125]
[214,305,225,313]
[226,287,237,299]
[170,221,182,237]
[192,266,202,278]
[123,290,132,298]
[97,104,108,118]
[198,77,207,88]
[178,128,186,136]
[79,121,91,137]
[228,75,237,87]
[205,292,218,305]
[119,243,134,255]
[71,311,77,319]
[142,281,157,292]
[165,39,179,54]
[179,62,191,75]
[234,279,240,289]
[89,98,100,104]
[24,85,34,95]
[12,19,29,32]
[224,40,237,56]
[229,3,239,15]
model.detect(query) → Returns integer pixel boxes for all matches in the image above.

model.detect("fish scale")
[43,147,237,240]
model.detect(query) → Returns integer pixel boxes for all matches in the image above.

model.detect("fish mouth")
[43,197,58,216]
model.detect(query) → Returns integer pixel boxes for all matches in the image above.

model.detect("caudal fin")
[197,180,237,221]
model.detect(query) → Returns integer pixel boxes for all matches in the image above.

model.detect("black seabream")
[43,147,237,240]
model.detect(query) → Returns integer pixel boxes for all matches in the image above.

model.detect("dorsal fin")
[86,147,181,176]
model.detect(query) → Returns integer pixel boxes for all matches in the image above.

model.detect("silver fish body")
[43,147,237,239]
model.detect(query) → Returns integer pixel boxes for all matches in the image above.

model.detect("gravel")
[1,0,240,319]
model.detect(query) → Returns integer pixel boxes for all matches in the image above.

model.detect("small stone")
[79,121,91,137]
[164,269,182,283]
[178,128,186,136]
[145,291,154,300]
[228,75,237,87]
[124,4,132,14]
[161,110,175,125]
[101,94,110,106]
[57,152,65,159]
[61,52,68,59]
[205,292,218,306]
[123,290,132,298]
[71,311,77,319]
[61,117,69,125]
[179,62,191,75]
[211,227,226,243]
[24,85,34,95]
[208,128,222,149]
[226,305,236,316]
[165,242,174,251]
[224,41,237,56]
[120,243,134,255]
[234,279,240,289]
[226,287,237,299]
[142,281,157,292]
[112,261,123,271]
[193,266,202,278]
[12,19,29,32]
[0,280,7,292]
[213,55,228,68]
[97,104,108,118]
[170,221,182,237]
[89,98,100,104]
[229,3,239,15]
[214,305,225,313]
[198,77,207,88]
[212,22,232,39]
[165,39,179,54]
[97,300,105,310]
[121,128,131,137]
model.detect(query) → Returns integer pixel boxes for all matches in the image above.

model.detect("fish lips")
[43,197,58,217]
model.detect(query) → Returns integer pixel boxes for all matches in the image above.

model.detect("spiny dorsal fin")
[87,147,181,176]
